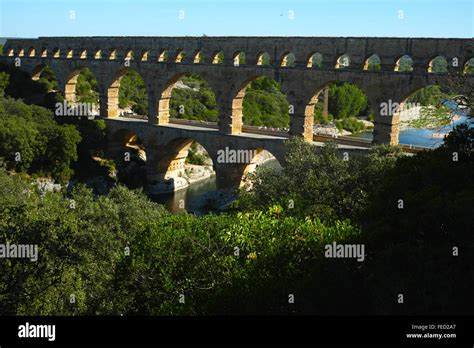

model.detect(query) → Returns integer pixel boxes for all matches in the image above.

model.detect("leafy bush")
[328,82,368,118]
[0,97,81,181]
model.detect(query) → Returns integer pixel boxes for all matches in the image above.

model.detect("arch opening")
[364,54,381,71]
[125,50,134,60]
[52,48,60,58]
[28,47,36,57]
[140,50,149,61]
[307,52,323,68]
[212,51,224,64]
[395,55,413,72]
[397,84,470,147]
[79,49,87,59]
[64,68,100,116]
[17,48,25,57]
[236,148,284,190]
[109,129,147,189]
[175,50,186,63]
[256,52,270,66]
[66,49,73,59]
[428,56,448,73]
[147,137,215,196]
[109,49,117,60]
[193,51,204,64]
[464,58,474,74]
[94,49,102,59]
[40,48,47,58]
[158,73,218,125]
[233,76,290,134]
[158,50,168,62]
[108,68,148,118]
[280,52,296,67]
[233,51,246,66]
[308,81,373,142]
[335,54,350,69]
[31,64,58,90]
[30,64,64,110]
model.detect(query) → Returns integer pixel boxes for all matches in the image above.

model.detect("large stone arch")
[145,136,217,194]
[223,72,290,135]
[31,64,50,81]
[64,65,102,103]
[153,71,219,125]
[106,128,148,167]
[103,67,150,118]
[213,140,286,190]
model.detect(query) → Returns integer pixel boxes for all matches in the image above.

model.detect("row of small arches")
[6,47,474,73]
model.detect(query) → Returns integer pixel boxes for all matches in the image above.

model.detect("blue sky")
[0,0,472,38]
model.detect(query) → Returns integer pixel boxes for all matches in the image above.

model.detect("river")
[354,114,470,148]
[150,158,282,214]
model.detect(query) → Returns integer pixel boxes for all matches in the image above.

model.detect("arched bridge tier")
[2,36,473,145]
[104,117,368,190]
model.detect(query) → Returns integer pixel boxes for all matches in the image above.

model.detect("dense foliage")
[0,97,81,182]
[242,77,290,128]
[118,70,148,115]
[328,82,368,119]
[170,75,218,121]
[0,171,363,315]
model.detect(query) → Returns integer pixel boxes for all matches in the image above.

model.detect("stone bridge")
[1,36,473,190]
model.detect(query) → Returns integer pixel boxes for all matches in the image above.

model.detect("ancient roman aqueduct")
[1,37,473,189]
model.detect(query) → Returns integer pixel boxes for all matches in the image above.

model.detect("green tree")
[119,70,148,115]
[328,82,368,118]
[242,77,290,128]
